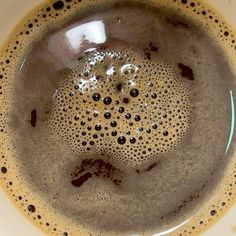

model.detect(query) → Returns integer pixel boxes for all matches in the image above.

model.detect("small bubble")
[103,96,112,105]
[210,210,217,216]
[152,124,157,129]
[104,112,111,119]
[130,137,136,144]
[92,93,101,101]
[53,0,64,10]
[224,31,229,36]
[80,121,86,126]
[117,136,126,145]
[112,130,117,136]
[125,113,131,119]
[110,121,117,127]
[118,107,125,113]
[163,131,169,136]
[130,88,139,97]
[27,205,36,213]
[151,93,157,99]
[134,115,141,121]
[95,124,102,131]
[1,167,7,174]
[146,129,151,134]
[74,115,79,121]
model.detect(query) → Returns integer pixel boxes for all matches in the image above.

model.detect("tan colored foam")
[0,0,236,236]
[51,48,190,167]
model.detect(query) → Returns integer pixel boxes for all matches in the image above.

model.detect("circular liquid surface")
[0,0,236,236]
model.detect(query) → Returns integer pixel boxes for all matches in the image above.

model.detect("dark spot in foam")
[123,97,129,104]
[116,83,123,91]
[30,109,37,127]
[71,159,122,187]
[135,162,160,174]
[149,42,159,52]
[99,44,109,50]
[95,75,103,81]
[178,63,194,80]
[145,161,160,172]
[144,42,159,59]
[71,172,93,187]
[166,18,189,29]
[144,52,151,60]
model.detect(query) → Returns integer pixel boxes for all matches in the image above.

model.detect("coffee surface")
[0,0,236,236]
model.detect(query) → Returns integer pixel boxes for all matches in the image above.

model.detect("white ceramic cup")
[0,0,236,235]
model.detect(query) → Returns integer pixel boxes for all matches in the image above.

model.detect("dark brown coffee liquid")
[1,0,236,236]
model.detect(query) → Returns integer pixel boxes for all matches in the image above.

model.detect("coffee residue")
[178,63,194,80]
[30,109,37,127]
[144,42,159,60]
[71,159,122,188]
[166,18,189,29]
[71,172,93,187]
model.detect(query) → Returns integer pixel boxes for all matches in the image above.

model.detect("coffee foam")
[0,0,236,236]
[50,47,191,167]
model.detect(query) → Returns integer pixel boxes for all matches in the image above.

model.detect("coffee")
[0,0,236,235]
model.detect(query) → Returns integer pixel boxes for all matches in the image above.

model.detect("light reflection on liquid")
[65,20,106,50]
[47,20,107,68]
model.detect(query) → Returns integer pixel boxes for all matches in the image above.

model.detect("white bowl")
[0,0,235,235]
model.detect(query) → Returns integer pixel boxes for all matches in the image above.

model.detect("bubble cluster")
[50,48,191,166]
